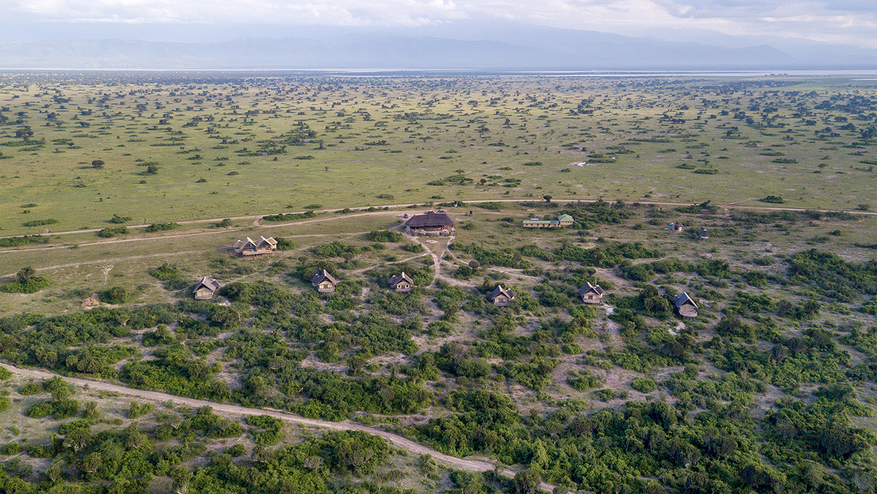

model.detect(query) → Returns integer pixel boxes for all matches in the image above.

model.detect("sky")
[2,0,876,48]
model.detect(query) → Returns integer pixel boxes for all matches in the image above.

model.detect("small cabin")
[193,277,222,300]
[697,229,710,240]
[311,270,338,293]
[388,272,415,293]
[671,222,684,232]
[578,282,606,304]
[232,236,277,256]
[488,285,515,306]
[674,292,698,318]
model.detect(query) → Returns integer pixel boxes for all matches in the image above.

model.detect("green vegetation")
[22,219,57,227]
[1,266,50,293]
[1,74,877,494]
[366,230,403,242]
[262,211,316,222]
[144,222,179,233]
[97,226,130,238]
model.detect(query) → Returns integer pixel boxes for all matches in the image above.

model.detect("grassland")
[1,73,877,494]
[1,73,876,239]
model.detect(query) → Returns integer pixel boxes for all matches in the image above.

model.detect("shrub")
[24,401,54,419]
[275,238,296,250]
[593,389,616,401]
[100,286,131,304]
[97,227,129,238]
[128,402,154,419]
[23,219,58,227]
[18,383,43,395]
[247,415,285,445]
[227,444,247,457]
[144,222,179,232]
[631,377,658,393]
[261,211,316,222]
[149,263,183,282]
[109,214,132,224]
[0,443,21,455]
[760,195,785,204]
[0,235,46,248]
[365,230,403,242]
[1,277,50,294]
[401,243,425,253]
[562,343,583,355]
[567,370,603,391]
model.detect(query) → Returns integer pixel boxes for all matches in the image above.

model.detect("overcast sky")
[2,0,876,48]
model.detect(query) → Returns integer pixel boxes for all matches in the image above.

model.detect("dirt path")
[5,197,875,242]
[1,363,554,492]
[416,238,444,290]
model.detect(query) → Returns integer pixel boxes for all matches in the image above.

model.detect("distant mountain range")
[0,23,875,70]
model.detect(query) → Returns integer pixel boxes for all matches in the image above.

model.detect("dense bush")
[97,227,129,238]
[261,211,316,222]
[23,218,58,227]
[144,222,179,232]
[1,276,50,294]
[365,230,403,242]
[99,286,131,304]
[0,235,47,248]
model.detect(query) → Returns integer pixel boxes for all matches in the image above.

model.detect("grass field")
[2,73,877,494]
[1,73,877,238]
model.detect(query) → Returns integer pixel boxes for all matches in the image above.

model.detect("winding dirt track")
[0,363,554,492]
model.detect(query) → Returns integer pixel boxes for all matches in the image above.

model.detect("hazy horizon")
[1,0,875,50]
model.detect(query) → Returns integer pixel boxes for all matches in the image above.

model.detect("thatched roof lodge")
[578,282,606,304]
[388,272,415,292]
[488,285,515,306]
[193,277,222,300]
[311,270,338,293]
[674,292,698,318]
[404,211,455,236]
[232,236,277,256]
[697,229,710,240]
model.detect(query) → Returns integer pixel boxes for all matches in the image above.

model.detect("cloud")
[9,0,467,26]
[3,0,876,47]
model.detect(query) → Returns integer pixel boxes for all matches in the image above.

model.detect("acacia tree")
[16,266,35,283]
[91,159,104,169]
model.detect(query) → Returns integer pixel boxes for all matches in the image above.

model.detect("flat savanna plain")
[1,73,877,494]
[1,73,876,236]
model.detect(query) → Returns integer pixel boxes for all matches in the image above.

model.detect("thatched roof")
[489,285,515,301]
[233,236,276,250]
[194,277,221,293]
[311,269,338,286]
[578,282,605,297]
[673,292,698,308]
[388,272,414,287]
[405,211,454,229]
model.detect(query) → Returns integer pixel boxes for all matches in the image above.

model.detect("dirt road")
[4,196,874,242]
[1,363,554,492]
